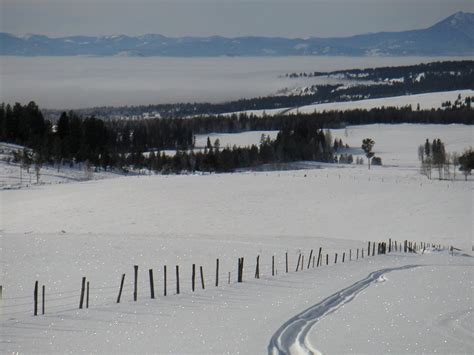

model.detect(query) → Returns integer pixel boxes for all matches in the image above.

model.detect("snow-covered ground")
[196,124,473,169]
[1,123,473,354]
[0,142,138,190]
[224,90,474,117]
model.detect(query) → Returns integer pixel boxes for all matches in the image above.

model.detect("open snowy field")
[1,123,473,354]
[225,89,474,117]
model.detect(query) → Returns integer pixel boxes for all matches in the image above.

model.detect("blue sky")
[1,0,473,38]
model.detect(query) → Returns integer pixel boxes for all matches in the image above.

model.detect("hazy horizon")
[1,55,472,110]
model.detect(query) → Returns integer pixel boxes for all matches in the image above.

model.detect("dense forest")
[1,101,473,173]
[284,60,474,80]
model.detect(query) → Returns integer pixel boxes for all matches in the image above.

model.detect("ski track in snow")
[268,265,420,355]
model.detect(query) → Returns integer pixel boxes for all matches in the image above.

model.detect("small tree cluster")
[337,154,354,164]
[418,138,447,179]
[458,148,474,181]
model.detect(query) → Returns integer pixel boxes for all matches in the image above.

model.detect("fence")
[1,240,448,317]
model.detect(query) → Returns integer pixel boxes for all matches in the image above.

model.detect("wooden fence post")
[334,253,338,264]
[228,272,231,284]
[349,249,352,261]
[238,258,244,283]
[86,281,90,308]
[42,285,45,315]
[133,265,138,301]
[368,242,371,256]
[79,277,86,309]
[149,269,155,299]
[307,249,313,269]
[312,255,315,268]
[34,281,38,316]
[388,238,392,253]
[317,248,322,267]
[215,259,219,287]
[372,242,375,256]
[272,255,275,276]
[176,265,180,294]
[200,266,205,290]
[255,255,260,279]
[342,252,345,263]
[117,274,125,303]
[326,254,329,265]
[192,264,196,292]
[362,249,364,258]
[301,255,304,271]
[295,254,301,272]
[164,266,167,296]
[285,252,288,273]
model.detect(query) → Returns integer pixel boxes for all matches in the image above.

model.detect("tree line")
[1,101,473,174]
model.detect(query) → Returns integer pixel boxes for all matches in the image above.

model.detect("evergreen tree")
[361,138,375,169]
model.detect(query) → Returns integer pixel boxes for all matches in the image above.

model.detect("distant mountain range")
[1,12,473,57]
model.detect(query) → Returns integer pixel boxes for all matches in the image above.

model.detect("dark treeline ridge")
[284,60,474,80]
[61,61,474,119]
[1,101,473,173]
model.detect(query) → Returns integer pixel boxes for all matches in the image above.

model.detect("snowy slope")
[1,123,473,354]
[224,90,474,117]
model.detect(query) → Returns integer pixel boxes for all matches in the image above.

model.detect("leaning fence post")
[307,249,313,269]
[295,254,302,272]
[86,281,90,308]
[342,252,345,263]
[200,266,205,290]
[301,255,304,271]
[117,274,125,303]
[334,253,338,264]
[215,259,219,287]
[317,248,322,267]
[34,281,38,316]
[149,269,155,299]
[79,277,86,309]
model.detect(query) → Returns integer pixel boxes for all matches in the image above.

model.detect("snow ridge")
[267,265,420,355]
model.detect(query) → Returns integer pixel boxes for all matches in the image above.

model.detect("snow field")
[224,90,474,117]
[195,123,473,169]
[1,248,472,353]
[1,123,473,353]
